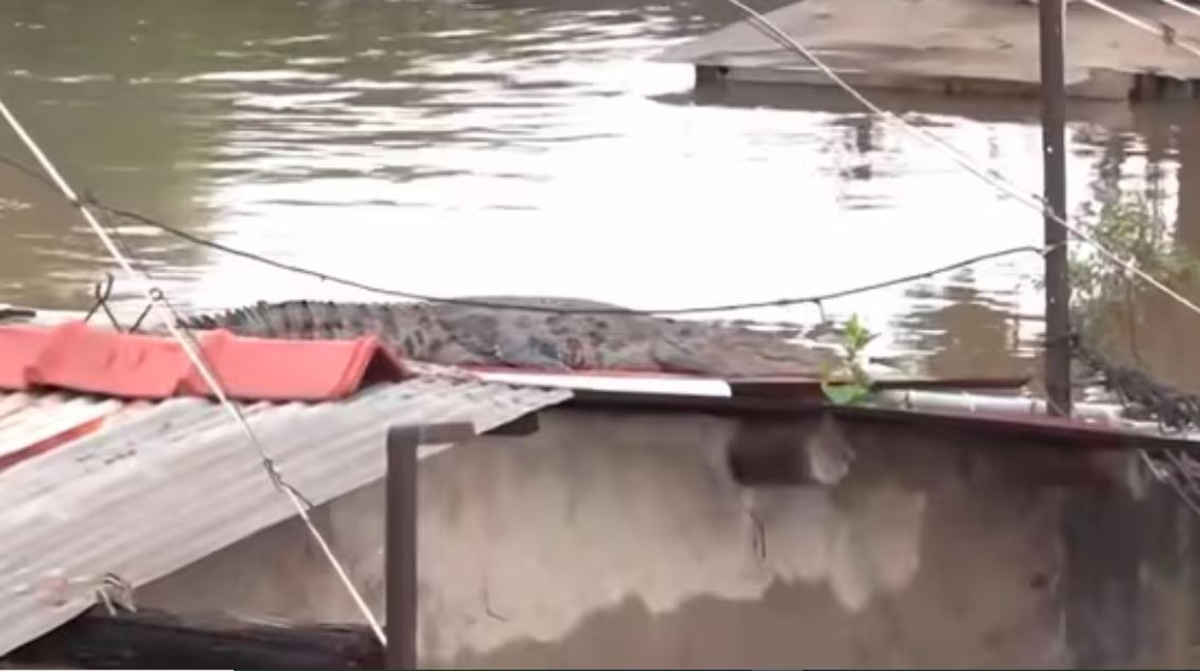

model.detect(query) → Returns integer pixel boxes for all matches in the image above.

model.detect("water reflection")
[1073,104,1200,394]
[0,0,1198,378]
[891,269,1035,381]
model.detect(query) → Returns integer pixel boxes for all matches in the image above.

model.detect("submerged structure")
[3,305,1200,667]
[656,0,1200,100]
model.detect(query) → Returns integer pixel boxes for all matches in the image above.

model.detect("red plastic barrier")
[0,323,409,401]
[29,323,191,399]
[0,325,53,391]
[184,329,408,402]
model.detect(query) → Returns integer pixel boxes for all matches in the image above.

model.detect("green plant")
[820,314,876,405]
[1069,195,1200,330]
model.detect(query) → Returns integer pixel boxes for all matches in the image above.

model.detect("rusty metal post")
[385,422,476,670]
[1039,0,1071,416]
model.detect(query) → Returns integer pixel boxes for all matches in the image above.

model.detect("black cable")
[4,148,332,513]
[0,152,56,191]
[2,149,1046,316]
[94,203,1048,315]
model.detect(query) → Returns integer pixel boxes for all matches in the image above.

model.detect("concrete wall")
[135,408,1186,668]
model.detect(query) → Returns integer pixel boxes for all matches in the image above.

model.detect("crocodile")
[178,297,841,377]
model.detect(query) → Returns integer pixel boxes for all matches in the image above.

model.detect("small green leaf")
[821,381,869,405]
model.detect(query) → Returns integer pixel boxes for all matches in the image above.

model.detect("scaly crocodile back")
[179,298,838,377]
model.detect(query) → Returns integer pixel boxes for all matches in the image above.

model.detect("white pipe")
[874,388,1122,421]
[874,388,1200,442]
[474,370,732,397]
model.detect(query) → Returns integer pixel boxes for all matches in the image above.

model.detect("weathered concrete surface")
[128,409,1150,668]
[656,0,1200,100]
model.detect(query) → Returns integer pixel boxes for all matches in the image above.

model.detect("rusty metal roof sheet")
[0,376,571,655]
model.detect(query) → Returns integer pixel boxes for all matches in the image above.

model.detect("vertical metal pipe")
[1039,0,1072,416]
[385,426,418,670]
[385,422,476,670]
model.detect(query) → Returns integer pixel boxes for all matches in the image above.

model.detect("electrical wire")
[0,98,389,646]
[722,0,1200,322]
[102,204,1056,314]
[0,151,1050,317]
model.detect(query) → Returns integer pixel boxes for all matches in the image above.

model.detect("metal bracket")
[82,273,123,331]
[80,272,154,334]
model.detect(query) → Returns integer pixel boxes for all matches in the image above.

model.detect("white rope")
[0,97,388,647]
[1082,0,1200,60]
[723,0,1200,321]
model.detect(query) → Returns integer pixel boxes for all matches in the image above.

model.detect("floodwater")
[1,0,1199,383]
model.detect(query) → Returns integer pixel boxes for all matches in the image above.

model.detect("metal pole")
[1039,0,1072,416]
[385,422,476,670]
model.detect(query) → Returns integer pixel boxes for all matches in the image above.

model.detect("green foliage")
[820,314,876,405]
[1070,195,1200,326]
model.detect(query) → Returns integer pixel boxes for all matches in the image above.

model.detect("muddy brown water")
[1,0,1199,386]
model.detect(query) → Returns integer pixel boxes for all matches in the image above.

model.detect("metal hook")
[83,272,124,332]
[128,301,154,334]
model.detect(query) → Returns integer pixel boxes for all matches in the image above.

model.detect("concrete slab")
[655,0,1200,100]
[650,78,1144,125]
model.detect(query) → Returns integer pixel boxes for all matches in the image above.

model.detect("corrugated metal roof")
[0,376,571,656]
[0,392,149,471]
